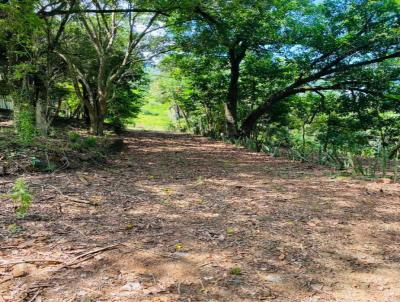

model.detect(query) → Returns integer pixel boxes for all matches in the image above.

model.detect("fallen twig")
[0,259,64,267]
[65,196,94,206]
[39,195,56,202]
[0,277,12,285]
[47,185,95,206]
[198,262,213,268]
[74,244,120,261]
[55,243,120,271]
[26,289,41,302]
[0,245,18,250]
[23,283,53,302]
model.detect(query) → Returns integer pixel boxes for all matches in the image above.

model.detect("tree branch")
[107,12,160,85]
[50,0,76,51]
[39,8,169,17]
[56,51,94,112]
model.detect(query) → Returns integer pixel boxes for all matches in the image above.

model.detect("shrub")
[81,136,97,149]
[11,178,32,218]
[30,156,57,172]
[15,108,36,145]
[68,131,81,143]
[69,134,98,151]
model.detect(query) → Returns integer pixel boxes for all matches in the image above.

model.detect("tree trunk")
[89,110,104,136]
[240,88,299,137]
[35,97,48,135]
[83,104,91,127]
[224,51,242,138]
[88,94,106,136]
[80,82,92,127]
[224,103,237,137]
[302,123,306,157]
[241,103,268,137]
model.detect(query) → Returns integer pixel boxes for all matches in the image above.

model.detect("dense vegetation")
[0,0,399,177]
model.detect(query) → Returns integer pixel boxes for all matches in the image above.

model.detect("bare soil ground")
[1,131,400,302]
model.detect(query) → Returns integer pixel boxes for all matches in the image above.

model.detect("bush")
[69,133,98,151]
[68,131,80,143]
[15,108,36,145]
[81,136,97,149]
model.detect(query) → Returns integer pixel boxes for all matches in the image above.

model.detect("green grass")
[129,100,172,131]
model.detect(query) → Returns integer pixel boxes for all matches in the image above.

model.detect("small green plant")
[7,223,22,234]
[30,156,57,172]
[81,136,97,149]
[197,176,205,184]
[160,199,170,206]
[70,135,98,151]
[15,109,36,145]
[68,131,81,143]
[229,267,242,276]
[11,178,32,218]
[142,109,158,116]
[226,227,235,236]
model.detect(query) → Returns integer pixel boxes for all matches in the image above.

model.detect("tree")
[0,0,75,134]
[160,53,228,136]
[171,0,300,137]
[169,0,400,139]
[240,0,400,136]
[57,0,162,135]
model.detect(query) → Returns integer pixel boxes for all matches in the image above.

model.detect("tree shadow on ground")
[1,130,400,301]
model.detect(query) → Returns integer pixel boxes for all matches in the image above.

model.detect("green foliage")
[81,137,97,149]
[68,131,81,143]
[107,71,146,133]
[226,227,235,236]
[7,223,23,235]
[14,107,36,145]
[69,133,98,151]
[11,178,32,219]
[229,267,242,276]
[156,56,227,136]
[234,137,260,152]
[57,3,155,135]
[163,0,400,178]
[131,75,173,131]
[0,0,399,181]
[30,156,57,172]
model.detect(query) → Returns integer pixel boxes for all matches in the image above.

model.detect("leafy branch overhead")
[0,0,399,167]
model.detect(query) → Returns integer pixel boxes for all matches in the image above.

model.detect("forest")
[0,0,400,301]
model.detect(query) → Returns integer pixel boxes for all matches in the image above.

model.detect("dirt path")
[1,131,400,302]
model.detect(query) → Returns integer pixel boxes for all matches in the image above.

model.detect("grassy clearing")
[129,100,172,131]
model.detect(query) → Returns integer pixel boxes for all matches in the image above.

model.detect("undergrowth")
[0,126,123,175]
[11,178,32,219]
